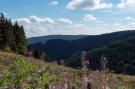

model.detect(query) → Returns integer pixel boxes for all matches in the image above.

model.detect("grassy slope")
[0,51,83,88]
[0,51,135,88]
[0,51,79,73]
[0,51,81,83]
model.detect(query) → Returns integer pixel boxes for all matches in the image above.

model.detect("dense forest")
[65,36,135,75]
[30,30,135,60]
[0,13,27,55]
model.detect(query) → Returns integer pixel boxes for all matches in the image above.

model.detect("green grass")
[0,52,82,88]
[0,51,135,89]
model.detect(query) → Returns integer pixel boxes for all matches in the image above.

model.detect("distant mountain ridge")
[28,30,135,60]
[27,35,87,44]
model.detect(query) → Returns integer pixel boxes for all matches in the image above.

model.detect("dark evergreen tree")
[0,13,27,55]
[0,13,5,49]
[3,19,14,50]
[13,22,27,54]
[33,49,40,58]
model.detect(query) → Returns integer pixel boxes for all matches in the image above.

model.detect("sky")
[0,0,135,38]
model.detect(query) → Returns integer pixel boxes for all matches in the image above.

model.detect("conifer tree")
[0,13,5,49]
[13,21,27,55]
[0,12,27,55]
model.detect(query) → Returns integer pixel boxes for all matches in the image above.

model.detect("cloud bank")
[117,0,135,8]
[13,15,54,25]
[66,0,113,10]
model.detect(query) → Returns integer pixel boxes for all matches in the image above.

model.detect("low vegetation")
[0,52,135,89]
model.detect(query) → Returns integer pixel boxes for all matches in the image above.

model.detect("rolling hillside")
[0,52,135,89]
[27,35,86,44]
[30,30,135,60]
[65,36,135,75]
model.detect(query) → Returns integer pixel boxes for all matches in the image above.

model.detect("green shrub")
[0,70,11,87]
[118,85,135,89]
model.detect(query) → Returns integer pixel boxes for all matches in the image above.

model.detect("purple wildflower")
[81,51,89,68]
[28,50,33,57]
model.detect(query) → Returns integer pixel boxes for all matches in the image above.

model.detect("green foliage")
[0,70,11,87]
[0,57,70,88]
[0,13,27,55]
[118,85,135,89]
[0,55,135,89]
[11,58,37,87]
[40,73,52,88]
[66,36,135,75]
[0,58,37,88]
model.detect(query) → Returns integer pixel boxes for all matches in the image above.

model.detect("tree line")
[0,13,27,55]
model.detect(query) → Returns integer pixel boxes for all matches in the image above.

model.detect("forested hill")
[65,36,135,75]
[30,30,135,60]
[27,35,86,44]
[0,13,27,55]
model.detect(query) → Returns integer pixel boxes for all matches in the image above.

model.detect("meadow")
[0,52,135,89]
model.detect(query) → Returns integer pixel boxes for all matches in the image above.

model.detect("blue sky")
[0,0,135,38]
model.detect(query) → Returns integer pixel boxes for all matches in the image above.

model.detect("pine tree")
[18,25,27,55]
[0,25,3,49]
[0,13,5,49]
[33,49,40,58]
[3,19,13,50]
[8,19,16,51]
[13,22,27,55]
[0,12,27,55]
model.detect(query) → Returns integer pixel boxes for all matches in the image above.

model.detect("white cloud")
[66,0,113,10]
[12,15,135,38]
[84,14,96,21]
[14,15,54,25]
[73,24,85,28]
[43,17,55,24]
[111,21,135,31]
[67,23,85,28]
[18,20,135,38]
[58,18,73,24]
[125,16,133,20]
[113,22,122,27]
[14,18,31,24]
[25,23,86,38]
[126,22,135,29]
[30,15,54,24]
[117,0,135,8]
[50,1,58,6]
[25,26,52,38]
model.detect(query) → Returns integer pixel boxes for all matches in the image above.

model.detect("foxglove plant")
[56,81,61,89]
[49,81,53,89]
[81,51,91,89]
[27,50,33,57]
[81,51,89,68]
[64,82,68,89]
[52,61,58,65]
[100,55,108,72]
[100,56,110,89]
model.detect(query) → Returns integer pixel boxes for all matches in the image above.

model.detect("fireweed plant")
[0,55,135,89]
[0,57,82,89]
[80,51,132,89]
